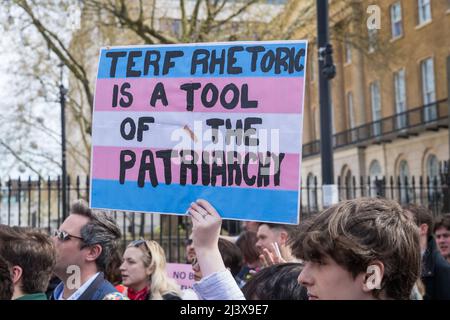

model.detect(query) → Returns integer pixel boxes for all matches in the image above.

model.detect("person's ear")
[279,231,288,246]
[146,263,156,276]
[419,223,429,237]
[362,261,384,292]
[85,244,102,262]
[11,265,23,285]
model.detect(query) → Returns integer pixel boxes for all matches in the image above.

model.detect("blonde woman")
[120,239,181,300]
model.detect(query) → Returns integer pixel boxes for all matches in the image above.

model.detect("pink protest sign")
[166,263,195,290]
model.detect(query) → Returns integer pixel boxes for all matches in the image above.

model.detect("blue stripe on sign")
[91,179,300,224]
[97,42,307,79]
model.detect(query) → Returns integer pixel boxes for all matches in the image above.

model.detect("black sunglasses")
[53,229,84,242]
[130,239,152,256]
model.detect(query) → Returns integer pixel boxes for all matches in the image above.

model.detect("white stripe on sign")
[92,111,302,154]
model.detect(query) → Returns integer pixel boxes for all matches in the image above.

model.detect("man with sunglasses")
[51,200,123,300]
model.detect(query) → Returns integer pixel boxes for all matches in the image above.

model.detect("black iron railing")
[300,161,450,219]
[303,99,448,158]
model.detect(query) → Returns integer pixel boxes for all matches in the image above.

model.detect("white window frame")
[344,37,352,64]
[370,81,382,136]
[390,2,403,38]
[171,19,182,37]
[421,57,437,121]
[347,92,355,129]
[399,159,412,203]
[426,154,440,204]
[369,160,382,178]
[421,58,436,104]
[394,69,407,129]
[368,28,377,53]
[347,92,356,142]
[306,172,317,210]
[418,0,432,25]
[369,159,383,195]
[426,154,439,178]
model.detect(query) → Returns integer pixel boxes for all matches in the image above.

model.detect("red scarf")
[127,286,149,300]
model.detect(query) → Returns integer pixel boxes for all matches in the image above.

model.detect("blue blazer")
[52,272,118,300]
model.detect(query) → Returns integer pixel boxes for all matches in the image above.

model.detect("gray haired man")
[51,200,122,300]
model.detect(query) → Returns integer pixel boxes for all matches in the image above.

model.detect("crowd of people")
[1,197,450,300]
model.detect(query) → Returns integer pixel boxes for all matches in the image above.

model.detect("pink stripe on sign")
[94,77,303,113]
[91,146,300,191]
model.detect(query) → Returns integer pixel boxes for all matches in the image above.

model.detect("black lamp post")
[59,63,68,220]
[316,0,337,207]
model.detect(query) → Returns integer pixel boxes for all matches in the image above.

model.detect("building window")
[344,37,352,64]
[306,173,317,211]
[426,154,439,178]
[347,92,356,142]
[171,19,182,38]
[340,166,353,200]
[369,160,382,178]
[426,154,440,206]
[399,160,412,203]
[399,160,409,177]
[394,69,407,129]
[347,92,355,129]
[370,81,382,136]
[369,160,383,196]
[418,0,432,25]
[390,2,403,38]
[421,57,437,121]
[345,169,353,200]
[368,28,378,53]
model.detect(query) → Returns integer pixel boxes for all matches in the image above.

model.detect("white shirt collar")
[58,272,100,300]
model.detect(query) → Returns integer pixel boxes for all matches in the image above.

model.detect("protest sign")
[90,40,307,224]
[166,263,195,290]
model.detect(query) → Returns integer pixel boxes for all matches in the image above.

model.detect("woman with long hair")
[120,239,181,300]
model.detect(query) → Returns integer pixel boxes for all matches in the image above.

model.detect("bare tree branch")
[14,0,94,113]
[180,0,188,40]
[189,0,203,39]
[0,139,42,176]
[210,0,259,30]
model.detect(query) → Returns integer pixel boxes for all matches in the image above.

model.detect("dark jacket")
[422,236,450,300]
[52,272,118,300]
[161,293,182,300]
[46,276,62,299]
